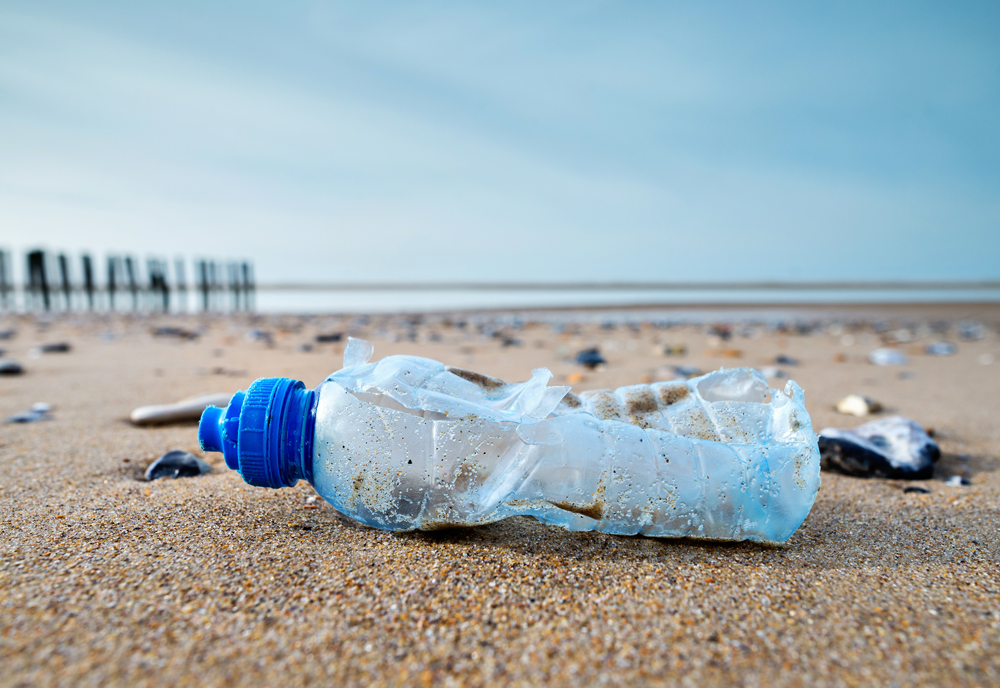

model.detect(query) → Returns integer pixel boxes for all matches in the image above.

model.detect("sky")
[1,1,998,284]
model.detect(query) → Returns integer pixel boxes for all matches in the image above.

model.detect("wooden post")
[58,254,71,310]
[82,255,95,310]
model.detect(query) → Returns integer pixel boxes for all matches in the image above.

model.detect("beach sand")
[1,305,998,687]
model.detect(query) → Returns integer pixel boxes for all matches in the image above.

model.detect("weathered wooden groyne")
[0,249,254,313]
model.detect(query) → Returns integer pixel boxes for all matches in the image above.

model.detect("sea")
[254,285,1000,315]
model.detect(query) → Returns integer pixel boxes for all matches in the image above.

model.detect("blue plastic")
[198,377,316,489]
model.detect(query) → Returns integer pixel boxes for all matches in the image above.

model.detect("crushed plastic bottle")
[199,338,821,544]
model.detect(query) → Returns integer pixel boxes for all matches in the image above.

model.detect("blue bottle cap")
[199,377,316,488]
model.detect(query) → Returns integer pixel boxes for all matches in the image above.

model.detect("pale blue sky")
[1,1,998,282]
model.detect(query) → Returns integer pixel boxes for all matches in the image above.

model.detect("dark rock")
[35,342,71,354]
[501,337,522,347]
[944,475,971,487]
[0,329,15,340]
[709,324,732,341]
[298,343,314,352]
[575,348,606,369]
[0,359,24,375]
[315,332,343,343]
[152,326,199,340]
[145,450,213,481]
[819,416,940,480]
[775,354,799,366]
[5,402,51,424]
[903,486,930,494]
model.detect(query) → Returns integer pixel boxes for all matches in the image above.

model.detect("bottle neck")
[274,384,317,487]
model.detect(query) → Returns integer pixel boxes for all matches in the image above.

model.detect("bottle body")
[305,339,820,544]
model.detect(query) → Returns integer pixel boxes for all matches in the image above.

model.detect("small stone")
[833,353,848,363]
[944,475,971,487]
[957,320,985,341]
[5,402,52,424]
[836,394,882,417]
[298,343,314,352]
[130,393,233,426]
[819,416,940,480]
[925,341,956,356]
[152,326,199,340]
[575,348,606,369]
[0,359,24,375]
[672,365,701,379]
[0,329,15,339]
[33,342,71,354]
[144,450,213,481]
[868,348,907,366]
[245,329,273,344]
[662,345,687,356]
[706,348,742,359]
[315,333,343,343]
[775,354,799,365]
[903,486,930,494]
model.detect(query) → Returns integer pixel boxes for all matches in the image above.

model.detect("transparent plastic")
[308,339,820,544]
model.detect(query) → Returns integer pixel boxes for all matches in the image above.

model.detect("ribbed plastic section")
[237,378,282,487]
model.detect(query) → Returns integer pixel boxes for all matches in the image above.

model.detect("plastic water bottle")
[199,338,820,543]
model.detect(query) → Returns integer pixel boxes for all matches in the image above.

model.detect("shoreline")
[2,299,999,322]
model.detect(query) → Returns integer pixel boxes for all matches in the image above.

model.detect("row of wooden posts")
[0,249,254,313]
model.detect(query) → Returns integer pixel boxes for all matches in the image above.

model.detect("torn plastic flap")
[343,337,375,368]
[327,341,569,424]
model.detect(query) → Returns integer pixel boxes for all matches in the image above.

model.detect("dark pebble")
[0,359,24,375]
[152,326,199,340]
[709,324,732,340]
[818,416,939,480]
[5,402,50,424]
[775,354,799,365]
[144,450,213,481]
[903,486,931,494]
[315,333,343,343]
[673,365,702,378]
[37,342,71,353]
[575,348,606,369]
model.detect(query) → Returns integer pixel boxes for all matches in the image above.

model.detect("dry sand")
[1,305,999,687]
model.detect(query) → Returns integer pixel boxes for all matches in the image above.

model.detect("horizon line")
[257,280,1000,292]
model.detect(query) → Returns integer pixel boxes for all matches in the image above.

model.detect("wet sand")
[1,305,999,687]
